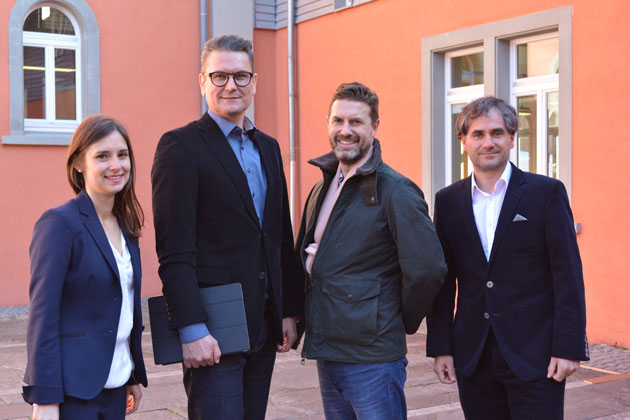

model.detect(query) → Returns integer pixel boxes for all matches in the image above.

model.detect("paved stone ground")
[1,306,629,420]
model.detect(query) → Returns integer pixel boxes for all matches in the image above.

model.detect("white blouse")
[104,230,135,388]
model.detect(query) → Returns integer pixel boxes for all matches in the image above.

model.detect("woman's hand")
[32,403,59,420]
[126,384,142,415]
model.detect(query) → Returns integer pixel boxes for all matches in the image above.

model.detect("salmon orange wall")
[253,0,630,348]
[0,0,203,305]
[1,0,628,349]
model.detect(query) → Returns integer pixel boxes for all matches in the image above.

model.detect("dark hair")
[456,96,519,137]
[328,82,379,123]
[66,115,144,239]
[201,34,254,72]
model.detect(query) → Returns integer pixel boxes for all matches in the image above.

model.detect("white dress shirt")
[471,163,512,261]
[104,231,135,388]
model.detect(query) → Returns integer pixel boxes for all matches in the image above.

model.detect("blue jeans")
[317,357,408,420]
[183,315,277,420]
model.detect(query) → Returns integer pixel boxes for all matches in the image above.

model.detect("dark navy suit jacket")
[23,190,147,404]
[427,164,589,381]
[151,113,303,350]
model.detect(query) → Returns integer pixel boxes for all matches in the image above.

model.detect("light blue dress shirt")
[179,110,268,344]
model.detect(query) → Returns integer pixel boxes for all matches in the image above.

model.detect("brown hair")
[456,96,519,137]
[328,82,379,123]
[66,115,144,238]
[201,34,254,72]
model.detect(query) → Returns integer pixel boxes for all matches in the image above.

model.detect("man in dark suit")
[151,34,303,420]
[426,96,588,419]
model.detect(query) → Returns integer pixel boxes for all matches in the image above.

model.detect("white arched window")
[3,0,99,145]
[23,5,81,132]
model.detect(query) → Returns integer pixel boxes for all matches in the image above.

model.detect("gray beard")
[334,146,363,164]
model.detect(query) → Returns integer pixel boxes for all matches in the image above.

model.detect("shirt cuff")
[178,323,210,344]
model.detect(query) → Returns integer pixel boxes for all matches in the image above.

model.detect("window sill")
[2,132,72,146]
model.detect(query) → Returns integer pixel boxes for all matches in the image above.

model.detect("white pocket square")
[513,214,528,222]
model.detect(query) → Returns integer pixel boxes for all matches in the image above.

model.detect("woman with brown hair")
[23,115,147,419]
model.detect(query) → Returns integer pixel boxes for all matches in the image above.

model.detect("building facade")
[1,0,628,348]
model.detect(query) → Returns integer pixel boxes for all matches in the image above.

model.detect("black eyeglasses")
[205,71,253,87]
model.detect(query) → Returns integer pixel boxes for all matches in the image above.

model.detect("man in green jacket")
[296,82,447,419]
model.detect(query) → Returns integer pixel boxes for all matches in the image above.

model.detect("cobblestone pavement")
[0,307,628,420]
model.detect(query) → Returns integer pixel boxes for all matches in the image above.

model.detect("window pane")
[547,91,559,179]
[517,96,537,173]
[23,7,75,35]
[24,46,45,119]
[451,103,469,181]
[516,38,559,78]
[451,52,483,88]
[55,49,76,120]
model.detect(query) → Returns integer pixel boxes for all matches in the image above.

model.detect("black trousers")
[456,330,565,420]
[59,386,126,420]
[184,314,277,420]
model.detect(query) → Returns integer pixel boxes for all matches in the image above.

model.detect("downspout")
[200,0,208,115]
[288,0,297,223]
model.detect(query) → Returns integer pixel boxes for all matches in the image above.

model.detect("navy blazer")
[151,114,303,349]
[426,164,589,381]
[23,190,147,404]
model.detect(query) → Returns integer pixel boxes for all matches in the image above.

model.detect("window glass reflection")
[547,91,559,179]
[517,38,558,79]
[451,52,484,88]
[23,46,45,119]
[517,96,537,173]
[23,7,75,35]
[451,103,469,181]
[55,49,76,120]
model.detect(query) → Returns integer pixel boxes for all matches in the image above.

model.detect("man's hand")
[125,384,142,415]
[547,357,580,382]
[32,403,59,420]
[434,355,457,384]
[276,317,297,352]
[182,334,221,368]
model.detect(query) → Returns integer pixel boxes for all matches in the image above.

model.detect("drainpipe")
[200,0,208,115]
[288,0,297,223]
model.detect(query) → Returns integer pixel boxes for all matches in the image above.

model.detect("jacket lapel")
[196,114,259,225]
[255,131,276,229]
[76,191,119,279]
[488,164,525,265]
[458,176,488,265]
[124,230,142,291]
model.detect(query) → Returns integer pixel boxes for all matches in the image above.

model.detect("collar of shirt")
[207,109,255,140]
[334,144,375,190]
[471,161,512,199]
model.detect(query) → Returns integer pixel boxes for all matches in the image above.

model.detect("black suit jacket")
[426,164,588,381]
[23,191,147,404]
[151,113,303,349]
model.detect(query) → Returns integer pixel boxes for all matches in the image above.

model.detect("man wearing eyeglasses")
[152,34,303,420]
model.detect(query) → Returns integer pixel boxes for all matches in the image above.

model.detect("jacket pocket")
[59,332,85,339]
[321,278,381,346]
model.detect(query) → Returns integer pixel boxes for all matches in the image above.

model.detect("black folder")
[148,283,250,365]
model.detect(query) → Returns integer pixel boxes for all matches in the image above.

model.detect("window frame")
[510,33,560,177]
[421,6,573,209]
[23,5,82,132]
[444,46,484,184]
[3,0,100,146]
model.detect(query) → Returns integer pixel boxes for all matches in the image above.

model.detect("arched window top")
[3,0,100,145]
[23,6,75,35]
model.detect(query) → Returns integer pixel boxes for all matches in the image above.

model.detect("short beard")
[330,134,366,165]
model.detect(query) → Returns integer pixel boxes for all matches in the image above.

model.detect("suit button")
[258,272,266,279]
[483,312,490,319]
[486,281,494,288]
[347,294,353,301]
[105,329,113,334]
